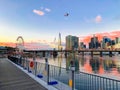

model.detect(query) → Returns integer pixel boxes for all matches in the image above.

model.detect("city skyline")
[0,31,120,50]
[0,0,120,49]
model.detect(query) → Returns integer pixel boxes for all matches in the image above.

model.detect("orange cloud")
[0,42,16,47]
[0,42,52,50]
[81,31,120,44]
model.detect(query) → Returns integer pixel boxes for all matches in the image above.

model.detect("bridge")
[23,49,120,57]
[15,35,120,57]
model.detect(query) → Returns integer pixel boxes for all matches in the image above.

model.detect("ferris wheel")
[16,36,24,51]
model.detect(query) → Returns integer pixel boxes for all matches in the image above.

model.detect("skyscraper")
[89,35,100,49]
[66,35,79,50]
[58,33,62,50]
[102,36,111,48]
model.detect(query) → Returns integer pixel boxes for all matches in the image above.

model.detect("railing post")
[25,57,27,69]
[27,57,30,72]
[47,64,50,84]
[69,61,75,90]
[45,57,49,84]
[21,57,24,67]
[33,51,36,75]
[35,61,37,76]
[71,65,75,90]
[21,57,23,67]
[23,57,25,68]
[18,57,20,65]
[22,57,24,67]
[17,57,19,65]
[20,56,22,66]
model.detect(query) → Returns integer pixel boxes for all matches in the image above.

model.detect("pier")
[6,55,120,90]
[0,58,47,90]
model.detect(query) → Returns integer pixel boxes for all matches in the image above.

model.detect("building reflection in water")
[57,53,62,76]
[38,53,120,77]
[77,55,120,76]
[66,52,79,72]
[90,57,100,73]
[81,57,92,73]
[57,53,120,76]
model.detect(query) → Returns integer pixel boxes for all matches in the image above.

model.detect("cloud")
[84,15,102,23]
[80,30,120,45]
[45,8,51,12]
[95,15,102,23]
[33,7,51,16]
[33,9,44,16]
[24,42,52,50]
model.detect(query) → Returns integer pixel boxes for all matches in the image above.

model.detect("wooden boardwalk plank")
[0,58,47,90]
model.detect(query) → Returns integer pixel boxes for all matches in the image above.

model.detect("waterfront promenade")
[0,58,47,90]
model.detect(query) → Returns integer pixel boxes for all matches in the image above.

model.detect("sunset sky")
[0,0,120,49]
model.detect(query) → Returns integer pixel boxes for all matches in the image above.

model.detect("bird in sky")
[64,13,69,16]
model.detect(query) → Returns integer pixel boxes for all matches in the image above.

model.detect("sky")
[0,0,120,49]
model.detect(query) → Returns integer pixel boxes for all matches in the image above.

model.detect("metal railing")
[75,71,120,90]
[8,56,120,90]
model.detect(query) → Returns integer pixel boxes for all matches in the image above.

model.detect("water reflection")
[66,53,79,71]
[90,57,100,73]
[37,54,120,77]
[58,53,62,76]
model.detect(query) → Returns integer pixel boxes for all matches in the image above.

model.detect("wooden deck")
[0,58,47,90]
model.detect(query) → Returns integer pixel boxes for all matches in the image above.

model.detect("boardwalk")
[0,58,47,90]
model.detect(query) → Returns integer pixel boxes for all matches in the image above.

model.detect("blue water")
[30,54,120,77]
[29,54,120,90]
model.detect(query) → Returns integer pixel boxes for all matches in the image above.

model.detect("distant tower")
[58,33,62,50]
[53,37,56,50]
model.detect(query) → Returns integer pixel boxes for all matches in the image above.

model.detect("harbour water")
[22,53,120,90]
[29,53,120,79]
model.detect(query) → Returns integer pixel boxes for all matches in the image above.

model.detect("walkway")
[0,58,47,90]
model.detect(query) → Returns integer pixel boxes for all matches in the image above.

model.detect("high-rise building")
[115,37,120,44]
[66,35,79,50]
[89,35,100,49]
[58,33,62,50]
[102,36,111,49]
